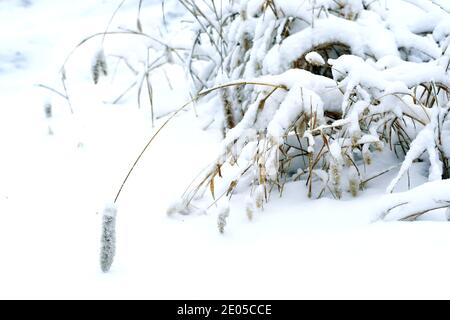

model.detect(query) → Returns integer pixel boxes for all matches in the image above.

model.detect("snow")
[387,124,442,193]
[330,142,344,163]
[305,52,326,66]
[263,17,367,75]
[1,0,450,300]
[381,180,450,221]
[267,84,324,144]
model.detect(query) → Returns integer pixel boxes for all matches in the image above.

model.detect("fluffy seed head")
[92,49,108,85]
[217,206,230,234]
[100,204,117,273]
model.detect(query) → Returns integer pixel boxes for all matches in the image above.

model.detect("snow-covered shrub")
[72,1,450,224]
[79,0,450,272]
[164,0,450,215]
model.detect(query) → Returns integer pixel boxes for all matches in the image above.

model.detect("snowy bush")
[160,0,450,218]
[67,0,450,272]
[70,0,450,230]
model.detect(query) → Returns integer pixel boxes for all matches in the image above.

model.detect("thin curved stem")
[113,81,287,203]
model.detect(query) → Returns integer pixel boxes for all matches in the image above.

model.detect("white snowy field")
[1,0,450,300]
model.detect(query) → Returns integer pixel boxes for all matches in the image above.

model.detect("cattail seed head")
[330,162,342,199]
[374,142,384,152]
[245,196,254,221]
[100,204,117,273]
[44,102,52,119]
[347,167,360,197]
[92,49,108,85]
[348,177,359,197]
[217,206,230,234]
[363,151,372,165]
[246,206,254,221]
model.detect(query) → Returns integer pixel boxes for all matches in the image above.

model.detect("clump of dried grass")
[61,1,450,219]
[155,0,450,218]
[57,0,450,272]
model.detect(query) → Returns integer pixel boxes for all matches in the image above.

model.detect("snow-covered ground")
[1,0,450,299]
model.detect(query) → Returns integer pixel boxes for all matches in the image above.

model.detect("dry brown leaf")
[226,180,238,196]
[210,177,215,200]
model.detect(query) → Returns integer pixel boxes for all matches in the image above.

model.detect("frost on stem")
[217,206,230,234]
[92,49,108,85]
[100,204,117,273]
[362,144,372,166]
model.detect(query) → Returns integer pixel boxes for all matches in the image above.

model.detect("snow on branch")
[379,180,450,221]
